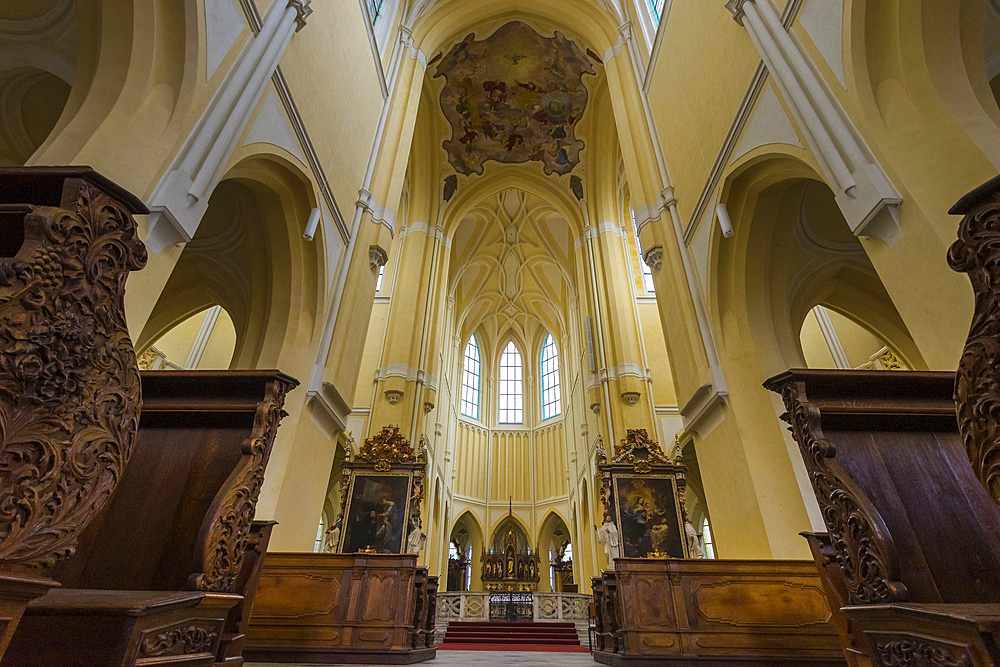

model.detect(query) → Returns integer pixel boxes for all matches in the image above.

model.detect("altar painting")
[340,473,411,554]
[613,474,687,559]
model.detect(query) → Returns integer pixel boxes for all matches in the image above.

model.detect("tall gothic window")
[630,208,655,293]
[461,335,481,419]
[498,341,523,424]
[366,0,384,24]
[540,334,561,419]
[375,264,385,293]
[702,517,715,558]
[649,0,665,22]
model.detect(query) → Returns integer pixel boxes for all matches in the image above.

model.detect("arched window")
[702,517,715,559]
[630,208,655,293]
[461,335,481,419]
[313,514,326,553]
[540,334,561,419]
[498,341,523,424]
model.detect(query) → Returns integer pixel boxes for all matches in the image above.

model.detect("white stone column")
[145,0,312,253]
[726,0,903,246]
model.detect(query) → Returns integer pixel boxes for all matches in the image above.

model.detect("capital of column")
[369,245,388,270]
[644,246,664,270]
[288,0,313,31]
[725,0,749,26]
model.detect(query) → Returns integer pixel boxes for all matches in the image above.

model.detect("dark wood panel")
[244,553,436,664]
[591,559,844,666]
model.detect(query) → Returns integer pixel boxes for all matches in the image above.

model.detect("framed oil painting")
[612,473,688,559]
[339,472,412,554]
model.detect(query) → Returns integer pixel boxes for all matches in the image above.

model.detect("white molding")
[357,0,389,98]
[587,362,653,390]
[239,0,350,243]
[684,0,805,245]
[357,188,397,237]
[813,305,850,369]
[374,363,439,392]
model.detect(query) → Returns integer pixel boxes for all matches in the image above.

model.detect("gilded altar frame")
[598,428,690,559]
[336,425,426,554]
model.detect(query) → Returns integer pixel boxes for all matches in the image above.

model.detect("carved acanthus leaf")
[140,625,218,656]
[0,182,147,568]
[775,379,907,604]
[190,377,294,592]
[357,424,415,472]
[876,639,968,667]
[948,194,1000,506]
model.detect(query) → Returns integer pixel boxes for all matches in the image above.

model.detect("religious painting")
[435,21,596,176]
[612,474,687,559]
[340,472,412,554]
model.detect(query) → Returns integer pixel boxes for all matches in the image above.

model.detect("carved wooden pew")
[0,167,148,661]
[761,174,1000,667]
[1,371,298,667]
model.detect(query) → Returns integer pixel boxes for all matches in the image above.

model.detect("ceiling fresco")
[435,21,596,177]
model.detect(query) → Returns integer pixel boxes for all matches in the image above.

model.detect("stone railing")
[436,591,590,622]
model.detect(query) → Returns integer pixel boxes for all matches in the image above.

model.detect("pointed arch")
[540,333,561,419]
[498,340,524,424]
[461,334,482,419]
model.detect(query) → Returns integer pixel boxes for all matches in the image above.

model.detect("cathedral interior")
[3,0,1000,665]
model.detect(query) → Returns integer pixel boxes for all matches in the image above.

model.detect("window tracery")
[541,334,561,419]
[498,341,524,424]
[461,335,481,419]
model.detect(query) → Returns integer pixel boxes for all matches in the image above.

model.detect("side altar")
[590,430,842,666]
[245,426,437,664]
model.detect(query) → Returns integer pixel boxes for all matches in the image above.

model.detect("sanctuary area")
[1,0,1000,665]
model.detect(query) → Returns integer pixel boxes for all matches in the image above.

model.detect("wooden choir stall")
[590,429,844,667]
[761,175,1000,667]
[0,167,298,667]
[244,425,437,664]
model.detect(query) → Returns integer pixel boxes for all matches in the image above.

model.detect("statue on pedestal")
[406,514,426,554]
[685,520,706,559]
[595,514,621,566]
[324,514,343,553]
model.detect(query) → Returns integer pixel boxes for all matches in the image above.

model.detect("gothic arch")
[138,153,325,369]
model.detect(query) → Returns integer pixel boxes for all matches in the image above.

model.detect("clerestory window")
[461,335,481,419]
[498,341,523,424]
[540,334,561,419]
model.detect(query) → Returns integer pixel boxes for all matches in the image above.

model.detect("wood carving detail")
[876,639,968,667]
[776,380,907,604]
[190,377,293,592]
[0,183,147,568]
[140,625,218,656]
[948,198,1000,506]
[358,425,415,472]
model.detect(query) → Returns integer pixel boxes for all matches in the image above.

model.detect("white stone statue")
[685,520,706,559]
[324,514,343,553]
[406,516,427,554]
[595,514,621,566]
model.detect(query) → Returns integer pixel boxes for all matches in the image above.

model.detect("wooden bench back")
[765,370,1000,604]
[50,371,297,593]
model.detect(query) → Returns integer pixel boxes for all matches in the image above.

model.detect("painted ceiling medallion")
[436,21,595,176]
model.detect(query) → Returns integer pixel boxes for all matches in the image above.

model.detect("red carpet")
[439,621,589,653]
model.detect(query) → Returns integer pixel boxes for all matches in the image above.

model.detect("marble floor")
[248,650,596,667]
